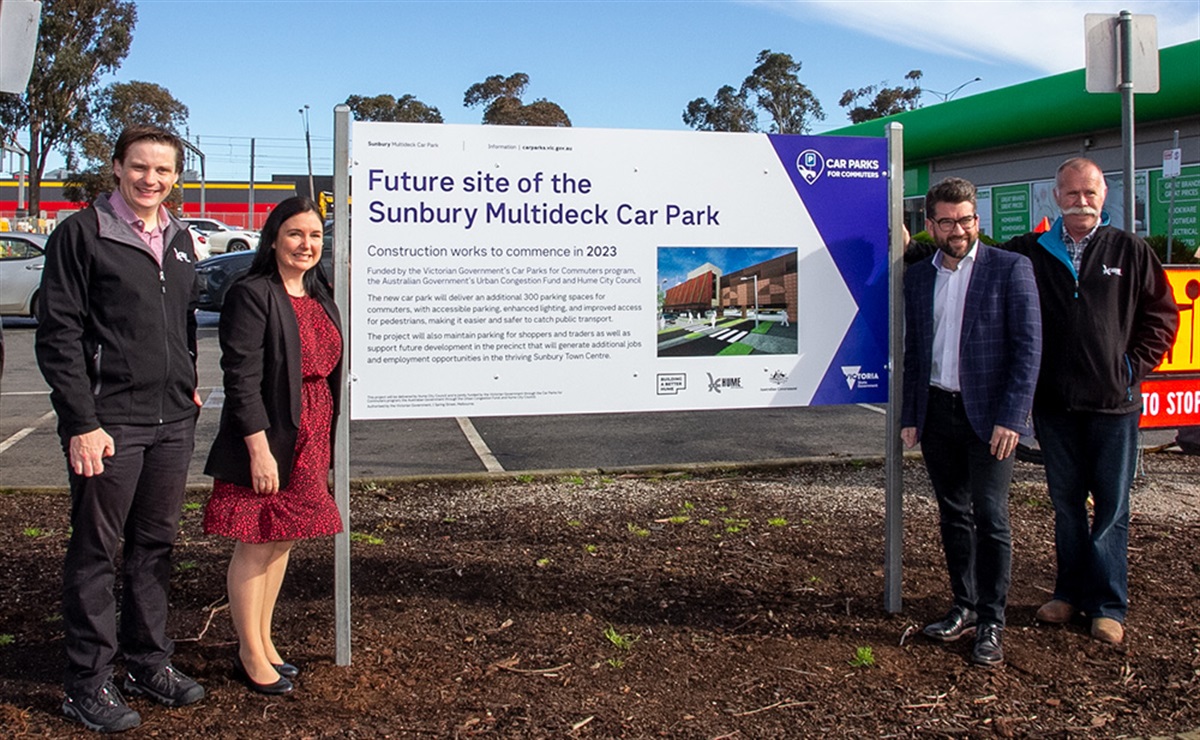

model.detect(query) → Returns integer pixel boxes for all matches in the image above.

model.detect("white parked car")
[187,225,212,261]
[181,217,260,254]
[0,232,49,318]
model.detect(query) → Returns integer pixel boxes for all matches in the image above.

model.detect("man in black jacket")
[1005,158,1177,645]
[36,126,205,732]
[902,158,1178,646]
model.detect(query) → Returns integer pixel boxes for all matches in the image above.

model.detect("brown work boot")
[1091,617,1125,644]
[1035,599,1076,623]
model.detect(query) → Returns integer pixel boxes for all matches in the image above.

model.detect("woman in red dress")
[203,197,342,695]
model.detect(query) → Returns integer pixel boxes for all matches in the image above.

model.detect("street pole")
[1167,129,1179,263]
[301,105,315,200]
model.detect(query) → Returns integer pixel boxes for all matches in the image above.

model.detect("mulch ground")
[1,456,1198,738]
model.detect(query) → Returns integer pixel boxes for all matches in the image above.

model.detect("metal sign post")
[884,122,904,614]
[1085,11,1159,235]
[332,104,352,666]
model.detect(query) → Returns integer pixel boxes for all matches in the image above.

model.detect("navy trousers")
[920,388,1015,626]
[61,418,194,694]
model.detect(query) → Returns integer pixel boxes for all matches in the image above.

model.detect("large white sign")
[350,124,888,420]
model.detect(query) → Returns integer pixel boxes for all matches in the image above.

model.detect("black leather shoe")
[972,623,1004,666]
[233,655,294,695]
[272,662,300,680]
[922,606,977,642]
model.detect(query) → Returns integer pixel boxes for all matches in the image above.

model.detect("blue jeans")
[1034,408,1139,623]
[920,388,1014,626]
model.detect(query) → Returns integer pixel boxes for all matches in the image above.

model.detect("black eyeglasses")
[931,215,977,232]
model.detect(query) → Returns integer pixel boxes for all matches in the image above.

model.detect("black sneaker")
[62,680,142,733]
[123,663,205,707]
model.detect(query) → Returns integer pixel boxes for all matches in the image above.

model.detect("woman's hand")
[245,431,280,495]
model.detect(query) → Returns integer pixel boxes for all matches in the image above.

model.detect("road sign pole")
[1119,10,1136,235]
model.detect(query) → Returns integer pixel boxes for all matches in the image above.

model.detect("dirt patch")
[1,455,1198,738]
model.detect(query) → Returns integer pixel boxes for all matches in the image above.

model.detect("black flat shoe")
[272,662,300,680]
[922,606,978,642]
[233,655,294,695]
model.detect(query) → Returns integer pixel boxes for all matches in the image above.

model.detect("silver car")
[0,232,49,318]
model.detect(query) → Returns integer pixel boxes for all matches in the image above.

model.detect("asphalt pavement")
[2,313,899,489]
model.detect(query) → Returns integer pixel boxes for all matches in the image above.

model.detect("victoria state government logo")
[796,149,824,185]
[841,365,881,391]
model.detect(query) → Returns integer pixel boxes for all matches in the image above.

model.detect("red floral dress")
[204,295,343,543]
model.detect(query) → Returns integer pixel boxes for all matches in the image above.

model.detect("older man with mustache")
[1003,158,1177,645]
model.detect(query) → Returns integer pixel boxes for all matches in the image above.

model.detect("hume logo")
[796,149,824,185]
[707,373,743,393]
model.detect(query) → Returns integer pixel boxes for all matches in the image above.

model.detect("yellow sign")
[1156,267,1200,373]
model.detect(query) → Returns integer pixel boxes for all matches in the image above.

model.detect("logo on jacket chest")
[1101,263,1122,277]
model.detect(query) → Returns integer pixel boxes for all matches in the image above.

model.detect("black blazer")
[204,273,342,489]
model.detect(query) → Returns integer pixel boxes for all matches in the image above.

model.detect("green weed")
[666,515,690,525]
[350,532,384,545]
[0,634,13,646]
[767,517,788,527]
[567,519,583,528]
[535,557,551,568]
[583,544,598,555]
[22,527,44,538]
[604,625,639,651]
[174,560,197,572]
[723,518,750,533]
[606,658,625,669]
[848,646,875,668]
[516,474,535,484]
[182,502,201,512]
[626,523,650,538]
[562,475,586,486]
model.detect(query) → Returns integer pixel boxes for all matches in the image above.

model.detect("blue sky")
[26,0,1200,180]
[658,246,793,288]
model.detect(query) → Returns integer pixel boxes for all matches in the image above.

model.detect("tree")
[681,50,823,134]
[0,0,137,214]
[344,94,443,123]
[463,73,570,127]
[682,85,757,133]
[839,70,923,124]
[62,81,188,205]
[742,50,824,134]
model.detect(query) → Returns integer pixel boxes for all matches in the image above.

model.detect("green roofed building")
[826,40,1200,252]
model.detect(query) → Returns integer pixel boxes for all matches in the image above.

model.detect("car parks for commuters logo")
[797,149,824,185]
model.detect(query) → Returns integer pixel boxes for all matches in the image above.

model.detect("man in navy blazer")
[901,177,1042,666]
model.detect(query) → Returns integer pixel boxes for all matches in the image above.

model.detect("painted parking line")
[0,409,56,455]
[456,417,504,472]
[857,403,887,415]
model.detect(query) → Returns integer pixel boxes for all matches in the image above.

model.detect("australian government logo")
[707,373,743,393]
[841,365,882,391]
[761,369,797,392]
[796,148,884,186]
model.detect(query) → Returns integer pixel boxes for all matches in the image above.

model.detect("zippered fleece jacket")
[35,195,199,438]
[1004,217,1178,415]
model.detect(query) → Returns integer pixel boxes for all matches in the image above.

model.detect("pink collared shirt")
[109,190,169,266]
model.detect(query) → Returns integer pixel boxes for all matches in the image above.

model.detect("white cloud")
[757,0,1199,75]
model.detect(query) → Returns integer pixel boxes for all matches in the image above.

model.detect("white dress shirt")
[929,242,978,393]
